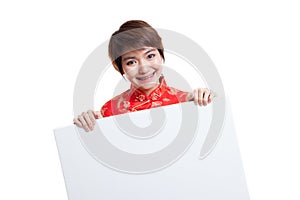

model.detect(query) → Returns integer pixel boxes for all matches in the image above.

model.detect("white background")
[0,0,299,199]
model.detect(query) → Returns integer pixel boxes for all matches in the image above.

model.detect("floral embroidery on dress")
[151,91,161,100]
[120,101,130,110]
[100,76,190,117]
[151,101,162,107]
[168,87,177,95]
[123,101,130,108]
[136,94,146,102]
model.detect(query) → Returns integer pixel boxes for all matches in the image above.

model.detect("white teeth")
[137,72,155,80]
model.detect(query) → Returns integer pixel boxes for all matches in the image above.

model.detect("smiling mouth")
[136,71,156,81]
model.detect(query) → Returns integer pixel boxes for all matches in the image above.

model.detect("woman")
[74,20,215,132]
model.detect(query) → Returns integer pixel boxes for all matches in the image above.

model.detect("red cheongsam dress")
[100,76,191,117]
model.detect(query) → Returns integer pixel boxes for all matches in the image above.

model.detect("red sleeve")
[170,87,191,103]
[100,100,113,117]
[177,91,190,102]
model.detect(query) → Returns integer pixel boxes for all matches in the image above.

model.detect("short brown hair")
[108,20,165,75]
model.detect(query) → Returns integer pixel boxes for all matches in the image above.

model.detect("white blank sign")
[54,101,250,200]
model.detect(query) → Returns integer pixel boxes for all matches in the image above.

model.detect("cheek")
[152,57,163,69]
[153,63,163,72]
[123,67,138,78]
[156,56,163,64]
[156,58,163,71]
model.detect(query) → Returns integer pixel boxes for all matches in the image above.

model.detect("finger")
[193,89,198,105]
[78,114,90,132]
[83,112,94,131]
[198,88,204,106]
[208,90,217,102]
[73,118,83,128]
[93,111,102,119]
[87,110,96,125]
[208,94,212,103]
[203,89,210,106]
[187,92,194,102]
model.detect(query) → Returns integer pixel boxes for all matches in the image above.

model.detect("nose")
[138,59,149,74]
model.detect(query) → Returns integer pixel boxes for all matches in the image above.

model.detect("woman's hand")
[189,88,216,106]
[73,110,102,132]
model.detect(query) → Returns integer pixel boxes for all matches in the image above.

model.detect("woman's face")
[121,47,163,95]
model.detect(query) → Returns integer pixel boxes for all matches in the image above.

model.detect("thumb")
[187,92,195,101]
[93,111,102,119]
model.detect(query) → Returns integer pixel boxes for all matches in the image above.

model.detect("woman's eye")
[126,60,136,65]
[147,54,156,59]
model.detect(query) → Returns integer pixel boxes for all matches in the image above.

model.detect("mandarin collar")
[129,75,168,102]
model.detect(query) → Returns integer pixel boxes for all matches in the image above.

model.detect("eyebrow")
[122,48,156,62]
